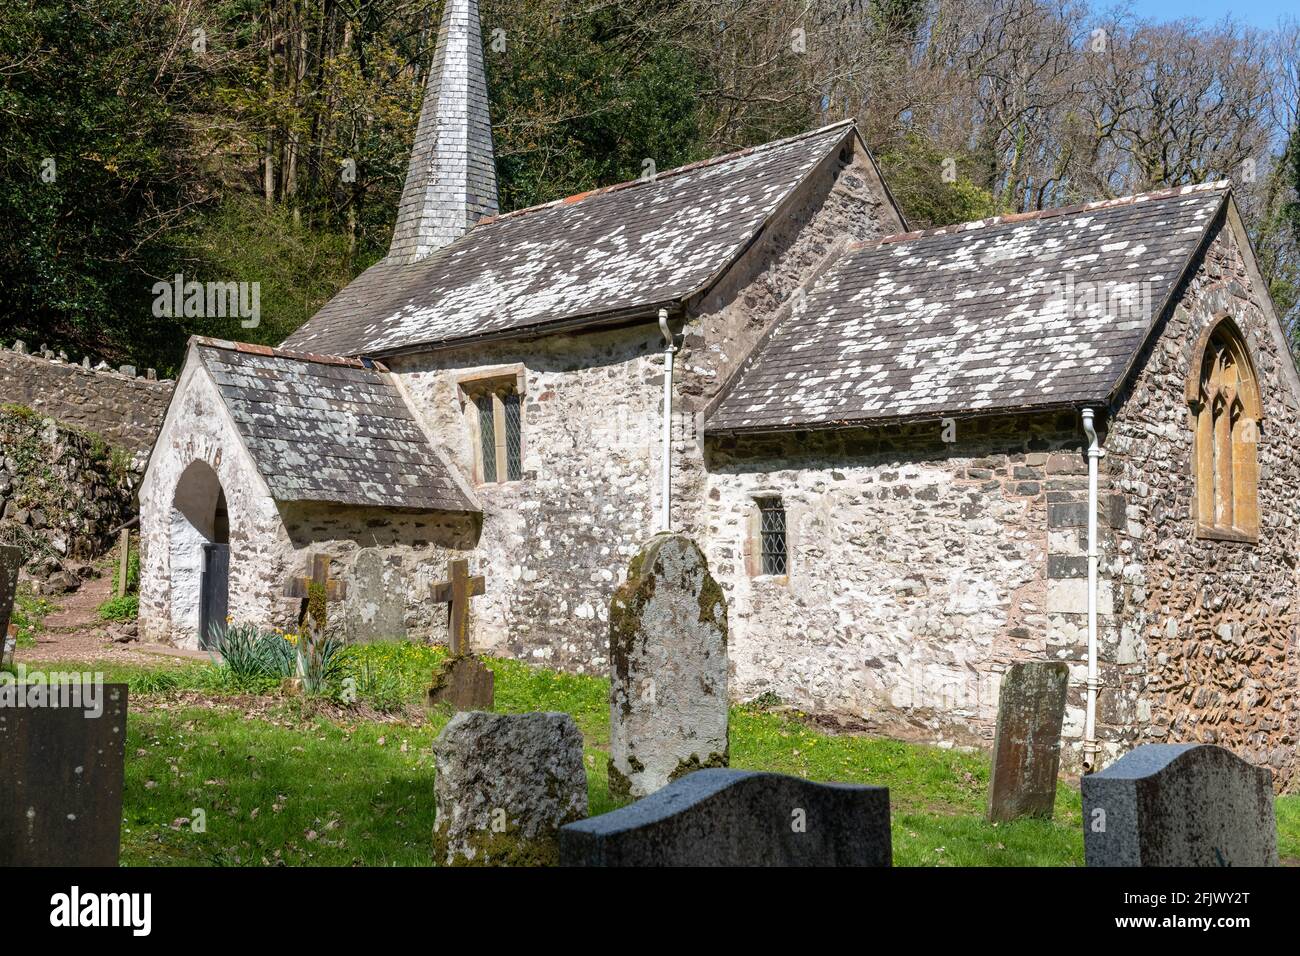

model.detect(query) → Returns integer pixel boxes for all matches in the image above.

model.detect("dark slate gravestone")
[560,768,891,866]
[1082,744,1277,867]
[0,682,129,866]
[987,661,1069,822]
[0,545,20,670]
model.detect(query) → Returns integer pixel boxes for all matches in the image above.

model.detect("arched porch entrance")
[170,460,230,648]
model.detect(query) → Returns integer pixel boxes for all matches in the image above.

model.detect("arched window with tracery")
[1186,318,1261,540]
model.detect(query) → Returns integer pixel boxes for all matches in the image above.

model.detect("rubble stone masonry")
[1104,216,1300,790]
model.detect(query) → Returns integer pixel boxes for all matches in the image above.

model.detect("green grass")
[9,585,53,649]
[19,645,1300,866]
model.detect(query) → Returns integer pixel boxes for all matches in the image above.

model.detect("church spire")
[388,0,498,263]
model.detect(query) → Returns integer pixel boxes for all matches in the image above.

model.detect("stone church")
[139,0,1300,784]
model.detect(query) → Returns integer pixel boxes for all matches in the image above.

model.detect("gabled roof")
[282,121,872,357]
[706,183,1230,434]
[193,339,476,511]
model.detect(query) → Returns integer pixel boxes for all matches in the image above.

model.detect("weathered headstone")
[0,682,129,865]
[1082,744,1277,867]
[425,558,493,710]
[561,768,891,866]
[608,533,728,800]
[0,546,20,672]
[432,711,586,866]
[986,661,1069,822]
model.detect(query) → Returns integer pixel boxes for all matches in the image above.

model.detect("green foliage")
[488,12,708,210]
[172,195,365,351]
[878,134,1001,229]
[9,587,51,648]
[0,0,210,367]
[206,622,298,689]
[97,594,139,622]
[111,546,141,597]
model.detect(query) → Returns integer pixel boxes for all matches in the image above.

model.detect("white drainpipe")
[658,308,676,533]
[1081,407,1104,772]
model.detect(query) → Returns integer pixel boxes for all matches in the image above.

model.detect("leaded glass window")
[758,498,787,576]
[471,383,523,485]
[503,391,522,481]
[476,393,497,483]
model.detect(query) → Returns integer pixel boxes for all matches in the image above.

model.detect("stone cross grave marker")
[283,553,347,691]
[560,768,892,866]
[608,533,728,800]
[986,661,1069,822]
[1082,743,1277,866]
[283,552,347,635]
[1,545,19,671]
[426,558,493,711]
[0,683,129,865]
[431,558,485,656]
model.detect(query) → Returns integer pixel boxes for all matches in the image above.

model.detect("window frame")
[1184,315,1261,543]
[745,492,790,581]
[457,365,527,486]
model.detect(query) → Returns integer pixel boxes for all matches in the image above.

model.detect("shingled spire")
[388,0,498,263]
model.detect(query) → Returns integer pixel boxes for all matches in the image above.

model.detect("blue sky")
[1123,0,1294,30]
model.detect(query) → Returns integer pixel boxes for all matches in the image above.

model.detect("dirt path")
[19,573,206,667]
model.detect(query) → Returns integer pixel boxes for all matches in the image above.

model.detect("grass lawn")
[21,646,1300,866]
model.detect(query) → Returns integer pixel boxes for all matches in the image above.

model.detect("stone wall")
[0,341,174,459]
[389,325,662,671]
[0,406,134,580]
[702,414,1104,760]
[384,135,900,672]
[1104,214,1300,790]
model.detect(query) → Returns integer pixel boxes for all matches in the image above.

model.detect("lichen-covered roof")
[195,340,476,511]
[706,183,1229,434]
[282,121,859,357]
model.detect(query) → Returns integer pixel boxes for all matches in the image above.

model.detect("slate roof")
[706,183,1229,434]
[282,121,862,357]
[195,340,476,511]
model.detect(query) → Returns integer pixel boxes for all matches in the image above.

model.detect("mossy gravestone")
[608,533,728,800]
[431,711,586,866]
[986,661,1069,822]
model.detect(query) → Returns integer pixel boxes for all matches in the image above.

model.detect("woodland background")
[1,0,1298,374]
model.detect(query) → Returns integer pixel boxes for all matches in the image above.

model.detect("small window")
[470,385,522,484]
[758,497,787,576]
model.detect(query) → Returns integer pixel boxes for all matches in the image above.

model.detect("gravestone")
[561,768,892,866]
[343,550,408,642]
[0,682,129,865]
[986,661,1069,822]
[1082,744,1277,867]
[608,533,728,800]
[0,545,20,670]
[432,711,586,866]
[425,559,493,711]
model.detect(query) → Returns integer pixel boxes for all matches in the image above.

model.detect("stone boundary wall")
[0,341,174,459]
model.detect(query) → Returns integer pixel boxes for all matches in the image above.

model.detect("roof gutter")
[703,399,1100,439]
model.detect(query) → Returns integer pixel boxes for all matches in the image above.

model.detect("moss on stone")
[433,817,569,867]
[607,759,632,801]
[668,749,729,783]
